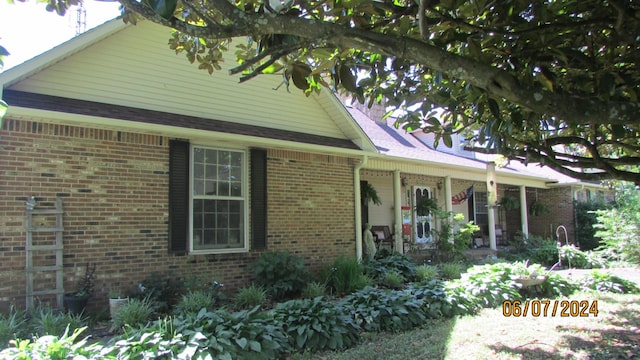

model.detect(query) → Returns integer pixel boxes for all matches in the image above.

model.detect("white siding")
[362,173,395,227]
[10,21,349,139]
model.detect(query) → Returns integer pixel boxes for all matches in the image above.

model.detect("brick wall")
[527,188,575,243]
[0,119,356,312]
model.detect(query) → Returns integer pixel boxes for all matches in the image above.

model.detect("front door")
[413,186,433,245]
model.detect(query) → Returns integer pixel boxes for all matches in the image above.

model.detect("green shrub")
[364,251,417,282]
[438,262,465,280]
[249,251,309,301]
[271,297,360,352]
[593,184,640,264]
[574,200,612,250]
[415,264,439,283]
[134,271,184,313]
[580,270,640,294]
[112,297,156,330]
[559,245,606,269]
[328,256,367,295]
[170,307,290,359]
[182,275,228,305]
[174,290,216,315]
[340,286,425,333]
[0,307,27,349]
[408,280,479,318]
[432,212,479,262]
[111,318,202,359]
[382,271,405,289]
[302,281,326,299]
[536,271,579,298]
[0,327,104,359]
[457,262,523,308]
[31,306,86,337]
[234,284,267,310]
[504,235,560,267]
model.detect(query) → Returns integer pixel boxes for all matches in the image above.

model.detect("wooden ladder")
[25,198,64,310]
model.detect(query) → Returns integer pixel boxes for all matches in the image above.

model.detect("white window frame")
[189,144,249,254]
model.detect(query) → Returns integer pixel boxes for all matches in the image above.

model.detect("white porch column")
[393,170,403,253]
[444,176,453,213]
[520,185,529,238]
[487,162,497,250]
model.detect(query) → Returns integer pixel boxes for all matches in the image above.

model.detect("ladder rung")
[26,265,64,272]
[27,227,64,232]
[28,289,64,296]
[29,209,63,215]
[26,245,64,251]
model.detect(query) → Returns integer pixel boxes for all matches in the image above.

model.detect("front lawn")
[301,291,639,360]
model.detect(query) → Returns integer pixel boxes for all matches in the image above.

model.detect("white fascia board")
[362,153,552,188]
[321,91,377,152]
[546,181,607,190]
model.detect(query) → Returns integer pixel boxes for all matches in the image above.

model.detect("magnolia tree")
[14,0,640,183]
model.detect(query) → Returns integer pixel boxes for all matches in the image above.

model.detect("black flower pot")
[63,294,89,315]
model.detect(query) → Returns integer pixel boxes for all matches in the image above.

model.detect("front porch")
[357,165,533,260]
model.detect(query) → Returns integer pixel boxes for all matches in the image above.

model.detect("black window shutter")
[168,140,190,254]
[250,149,268,250]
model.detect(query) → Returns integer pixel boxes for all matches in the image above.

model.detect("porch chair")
[371,225,394,251]
[495,225,506,246]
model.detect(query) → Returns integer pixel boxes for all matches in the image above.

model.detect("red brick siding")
[527,188,576,243]
[0,119,356,312]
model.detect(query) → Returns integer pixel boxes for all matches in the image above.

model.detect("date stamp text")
[502,300,598,317]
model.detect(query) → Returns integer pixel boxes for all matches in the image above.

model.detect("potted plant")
[528,200,550,216]
[498,195,520,210]
[361,182,382,206]
[512,260,547,287]
[63,262,96,315]
[108,287,129,319]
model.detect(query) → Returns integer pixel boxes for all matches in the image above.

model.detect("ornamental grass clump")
[174,290,217,315]
[234,284,268,310]
[438,262,466,280]
[112,297,156,330]
[415,264,439,284]
[302,281,326,299]
[326,256,370,295]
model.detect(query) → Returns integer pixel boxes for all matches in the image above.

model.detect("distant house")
[0,19,609,312]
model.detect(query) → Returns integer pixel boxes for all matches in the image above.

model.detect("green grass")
[295,291,640,360]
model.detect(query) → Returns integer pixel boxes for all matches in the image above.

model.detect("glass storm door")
[413,186,433,244]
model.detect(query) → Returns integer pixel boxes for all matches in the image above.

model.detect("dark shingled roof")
[4,90,360,150]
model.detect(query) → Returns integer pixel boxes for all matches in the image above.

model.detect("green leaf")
[235,337,248,349]
[144,0,177,20]
[611,124,626,139]
[290,63,312,90]
[248,340,261,352]
[442,133,453,148]
[487,99,501,120]
[339,63,359,93]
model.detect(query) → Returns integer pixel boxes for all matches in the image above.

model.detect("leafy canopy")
[15,0,640,182]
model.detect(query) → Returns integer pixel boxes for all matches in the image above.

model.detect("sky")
[0,0,121,70]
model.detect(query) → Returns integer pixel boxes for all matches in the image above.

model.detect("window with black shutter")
[168,141,267,254]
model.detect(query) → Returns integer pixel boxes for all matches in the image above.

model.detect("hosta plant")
[271,297,360,352]
[340,286,425,333]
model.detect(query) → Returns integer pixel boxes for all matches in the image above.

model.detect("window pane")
[192,146,245,251]
[218,181,230,196]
